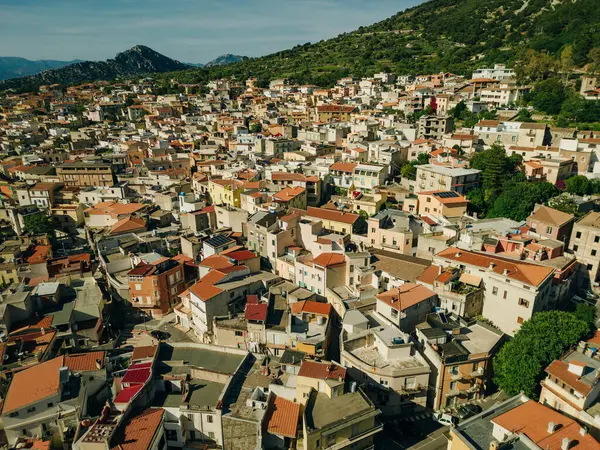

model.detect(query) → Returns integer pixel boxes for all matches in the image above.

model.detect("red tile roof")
[298,361,346,381]
[3,356,64,413]
[65,351,105,372]
[110,408,164,450]
[265,395,300,439]
[245,303,268,322]
[131,345,157,361]
[306,206,359,225]
[110,217,146,235]
[291,300,332,317]
[114,385,143,404]
[436,247,554,287]
[376,283,436,311]
[492,400,600,450]
[121,361,152,386]
[312,252,346,268]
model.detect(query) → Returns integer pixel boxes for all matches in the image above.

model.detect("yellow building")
[207,179,244,208]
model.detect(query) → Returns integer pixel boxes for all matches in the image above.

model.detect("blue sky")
[0,0,424,63]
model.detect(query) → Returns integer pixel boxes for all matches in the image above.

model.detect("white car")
[433,412,457,426]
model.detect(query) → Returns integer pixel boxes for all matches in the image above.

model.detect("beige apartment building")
[56,161,116,187]
[367,210,413,255]
[433,247,555,336]
[417,190,468,218]
[414,164,480,194]
[569,211,600,289]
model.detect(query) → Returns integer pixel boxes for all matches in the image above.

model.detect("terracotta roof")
[64,351,105,372]
[273,186,305,202]
[306,206,359,225]
[329,161,357,173]
[189,270,227,301]
[265,395,300,439]
[528,205,574,227]
[110,217,146,235]
[436,247,554,287]
[86,202,145,218]
[245,303,268,322]
[199,255,234,270]
[298,361,346,381]
[492,400,600,450]
[291,300,332,317]
[312,252,346,268]
[545,360,596,396]
[225,250,257,262]
[121,361,152,386]
[376,283,436,311]
[131,345,157,361]
[3,356,64,413]
[417,265,441,285]
[271,172,307,182]
[26,245,52,264]
[110,408,164,450]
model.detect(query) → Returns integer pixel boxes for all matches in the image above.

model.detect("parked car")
[433,412,457,426]
[456,404,482,420]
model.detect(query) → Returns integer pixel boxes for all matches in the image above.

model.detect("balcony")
[469,367,484,378]
[467,383,482,394]
[446,388,464,397]
[449,372,463,381]
[381,242,400,251]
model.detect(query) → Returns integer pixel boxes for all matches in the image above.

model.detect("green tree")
[588,48,600,75]
[401,162,417,181]
[23,214,54,236]
[516,108,534,122]
[529,78,568,115]
[574,303,597,332]
[494,311,590,398]
[487,181,558,221]
[470,144,521,201]
[416,153,430,165]
[565,175,591,196]
[357,210,370,220]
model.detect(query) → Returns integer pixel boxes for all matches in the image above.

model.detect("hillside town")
[1,65,600,450]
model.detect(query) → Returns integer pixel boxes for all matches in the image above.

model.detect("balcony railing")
[470,367,484,378]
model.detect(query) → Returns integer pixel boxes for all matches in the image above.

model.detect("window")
[593,250,597,257]
[166,429,178,441]
[9,411,19,418]
[517,317,524,324]
[26,407,36,413]
[47,402,54,407]
[208,432,215,440]
[518,298,530,308]
[503,291,507,299]
[234,331,243,337]
[574,245,579,252]
[546,226,553,234]
[391,309,399,318]
[595,236,600,243]
[206,414,213,423]
[492,287,498,295]
[187,413,194,421]
[450,381,457,390]
[576,231,582,239]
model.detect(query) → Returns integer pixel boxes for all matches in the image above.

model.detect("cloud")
[0,0,423,62]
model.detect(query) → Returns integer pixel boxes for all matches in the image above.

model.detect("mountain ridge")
[0,45,190,91]
[0,57,83,81]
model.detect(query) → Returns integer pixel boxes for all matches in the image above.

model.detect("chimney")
[455,252,462,258]
[548,421,557,433]
[561,438,571,450]
[580,427,588,436]
[488,262,495,271]
[490,440,499,450]
[503,268,509,276]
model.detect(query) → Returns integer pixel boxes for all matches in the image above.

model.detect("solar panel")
[435,191,459,199]
[206,234,233,247]
[438,312,448,324]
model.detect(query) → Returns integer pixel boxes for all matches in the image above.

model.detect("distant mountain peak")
[205,54,246,67]
[0,45,190,91]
